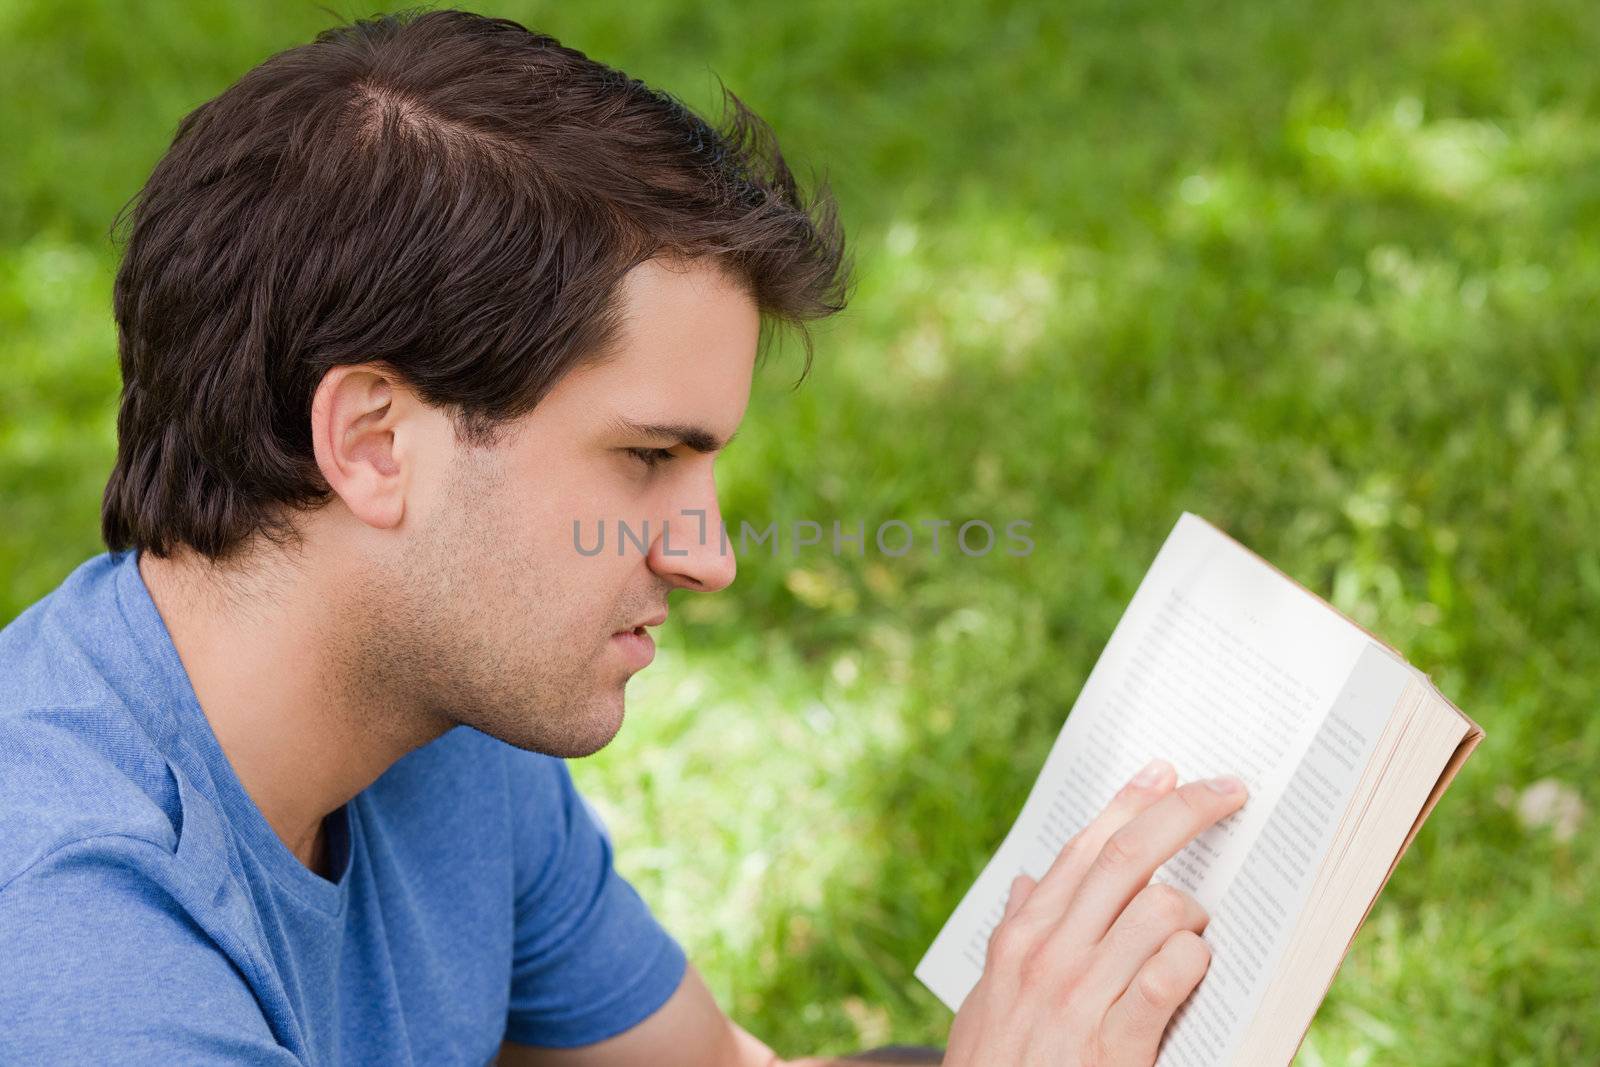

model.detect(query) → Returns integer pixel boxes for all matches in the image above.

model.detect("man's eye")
[625,446,676,469]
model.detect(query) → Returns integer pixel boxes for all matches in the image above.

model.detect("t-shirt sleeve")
[502,752,688,1048]
[0,835,298,1065]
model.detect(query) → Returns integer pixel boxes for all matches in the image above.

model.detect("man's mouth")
[610,625,656,671]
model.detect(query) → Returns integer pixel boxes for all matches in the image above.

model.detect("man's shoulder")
[0,554,185,892]
[0,703,184,893]
[0,552,131,715]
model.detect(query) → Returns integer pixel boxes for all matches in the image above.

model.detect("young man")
[0,10,1244,1065]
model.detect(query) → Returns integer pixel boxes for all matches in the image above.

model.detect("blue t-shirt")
[0,549,687,1064]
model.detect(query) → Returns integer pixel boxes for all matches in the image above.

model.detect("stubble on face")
[345,434,635,759]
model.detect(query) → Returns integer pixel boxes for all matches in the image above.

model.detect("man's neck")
[138,543,451,876]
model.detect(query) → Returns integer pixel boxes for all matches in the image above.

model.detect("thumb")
[1002,873,1037,921]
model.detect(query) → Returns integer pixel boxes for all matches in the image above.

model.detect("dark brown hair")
[103,9,848,562]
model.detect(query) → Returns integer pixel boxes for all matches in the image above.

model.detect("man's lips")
[611,610,667,671]
[610,626,657,670]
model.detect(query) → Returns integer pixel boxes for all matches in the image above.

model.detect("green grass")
[3,0,1598,1062]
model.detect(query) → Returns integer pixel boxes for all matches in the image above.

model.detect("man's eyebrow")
[609,416,737,454]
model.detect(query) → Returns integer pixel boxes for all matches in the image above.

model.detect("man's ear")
[309,364,416,531]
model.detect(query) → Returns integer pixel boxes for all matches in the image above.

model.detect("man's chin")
[484,690,627,760]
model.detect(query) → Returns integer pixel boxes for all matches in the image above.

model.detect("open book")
[914,513,1482,1065]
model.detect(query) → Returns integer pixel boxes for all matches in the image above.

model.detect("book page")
[1154,643,1412,1065]
[915,514,1373,1011]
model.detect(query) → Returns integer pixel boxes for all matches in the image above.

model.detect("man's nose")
[648,497,737,593]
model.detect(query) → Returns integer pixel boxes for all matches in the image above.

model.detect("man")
[0,10,1245,1065]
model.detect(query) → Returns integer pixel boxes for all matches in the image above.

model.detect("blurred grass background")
[2,0,1597,1063]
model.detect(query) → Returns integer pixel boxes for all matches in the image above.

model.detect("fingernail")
[1132,759,1170,787]
[1205,776,1245,795]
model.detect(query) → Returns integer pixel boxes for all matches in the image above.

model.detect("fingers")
[1101,929,1212,1063]
[1077,881,1209,1013]
[1054,777,1247,945]
[1002,875,1036,922]
[983,874,1037,968]
[1020,760,1177,922]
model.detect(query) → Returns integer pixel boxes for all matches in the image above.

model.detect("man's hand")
[943,760,1247,1067]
